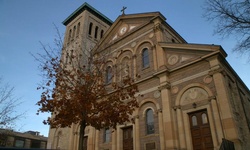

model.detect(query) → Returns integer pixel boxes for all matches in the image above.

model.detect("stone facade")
[47,2,250,150]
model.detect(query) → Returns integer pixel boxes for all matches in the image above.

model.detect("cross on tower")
[121,6,127,15]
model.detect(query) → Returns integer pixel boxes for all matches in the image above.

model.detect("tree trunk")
[78,120,86,150]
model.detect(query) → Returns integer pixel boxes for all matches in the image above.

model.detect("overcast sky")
[1,0,249,137]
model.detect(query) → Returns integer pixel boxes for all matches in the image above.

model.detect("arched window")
[100,30,104,38]
[95,26,99,39]
[103,128,110,143]
[202,113,208,124]
[142,48,149,68]
[146,109,154,134]
[88,22,93,35]
[68,29,72,42]
[106,66,112,84]
[72,25,76,40]
[77,22,80,36]
[192,115,198,126]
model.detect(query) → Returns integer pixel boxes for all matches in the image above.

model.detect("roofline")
[62,2,113,26]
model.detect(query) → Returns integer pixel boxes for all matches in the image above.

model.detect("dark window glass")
[192,115,198,126]
[68,29,72,42]
[104,128,110,143]
[106,66,112,84]
[77,22,80,36]
[88,22,93,35]
[100,30,104,38]
[146,109,154,134]
[142,48,149,68]
[72,25,76,39]
[202,113,208,124]
[95,26,99,39]
[14,139,24,148]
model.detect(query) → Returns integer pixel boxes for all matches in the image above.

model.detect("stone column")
[159,80,176,149]
[95,130,99,150]
[116,127,122,150]
[208,56,241,147]
[210,67,238,140]
[157,109,165,150]
[210,98,223,147]
[88,127,95,150]
[134,115,140,150]
[176,107,186,149]
[112,130,117,150]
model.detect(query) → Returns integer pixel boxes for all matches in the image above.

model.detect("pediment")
[159,43,226,69]
[95,12,165,50]
[110,22,140,41]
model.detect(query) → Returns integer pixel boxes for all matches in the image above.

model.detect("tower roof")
[62,2,113,26]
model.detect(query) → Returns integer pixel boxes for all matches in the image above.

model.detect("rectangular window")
[14,139,25,148]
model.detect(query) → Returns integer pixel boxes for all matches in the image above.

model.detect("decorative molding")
[157,108,162,113]
[131,41,137,48]
[180,87,209,106]
[208,67,224,76]
[154,23,163,32]
[208,96,216,101]
[132,54,137,58]
[173,105,181,111]
[148,33,154,38]
[153,91,161,98]
[168,55,179,65]
[203,75,213,84]
[172,70,209,86]
[133,115,139,119]
[171,86,179,94]
[158,83,171,90]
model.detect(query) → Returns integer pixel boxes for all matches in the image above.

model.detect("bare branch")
[0,78,25,129]
[203,0,250,57]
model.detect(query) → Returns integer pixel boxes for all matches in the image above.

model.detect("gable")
[159,43,227,70]
[94,12,165,51]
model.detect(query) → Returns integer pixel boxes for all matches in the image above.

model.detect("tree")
[35,28,139,150]
[0,78,23,129]
[203,0,250,57]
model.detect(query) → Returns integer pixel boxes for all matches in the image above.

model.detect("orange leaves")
[36,46,139,130]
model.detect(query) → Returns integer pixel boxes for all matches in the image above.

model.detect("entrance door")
[189,110,213,150]
[123,126,133,150]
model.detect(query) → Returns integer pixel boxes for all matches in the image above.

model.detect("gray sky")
[1,0,249,136]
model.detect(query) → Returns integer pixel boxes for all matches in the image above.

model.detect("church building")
[47,2,250,150]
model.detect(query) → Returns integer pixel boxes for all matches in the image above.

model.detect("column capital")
[133,115,139,119]
[173,105,181,111]
[208,67,225,76]
[158,82,171,90]
[208,96,216,101]
[157,108,162,113]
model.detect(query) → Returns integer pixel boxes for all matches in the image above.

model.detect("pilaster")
[134,115,140,150]
[158,75,176,149]
[157,109,165,150]
[209,60,238,141]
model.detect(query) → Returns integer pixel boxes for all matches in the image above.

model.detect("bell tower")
[61,2,113,65]
[47,2,112,150]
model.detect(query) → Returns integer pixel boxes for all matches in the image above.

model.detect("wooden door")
[189,110,213,150]
[123,126,133,150]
